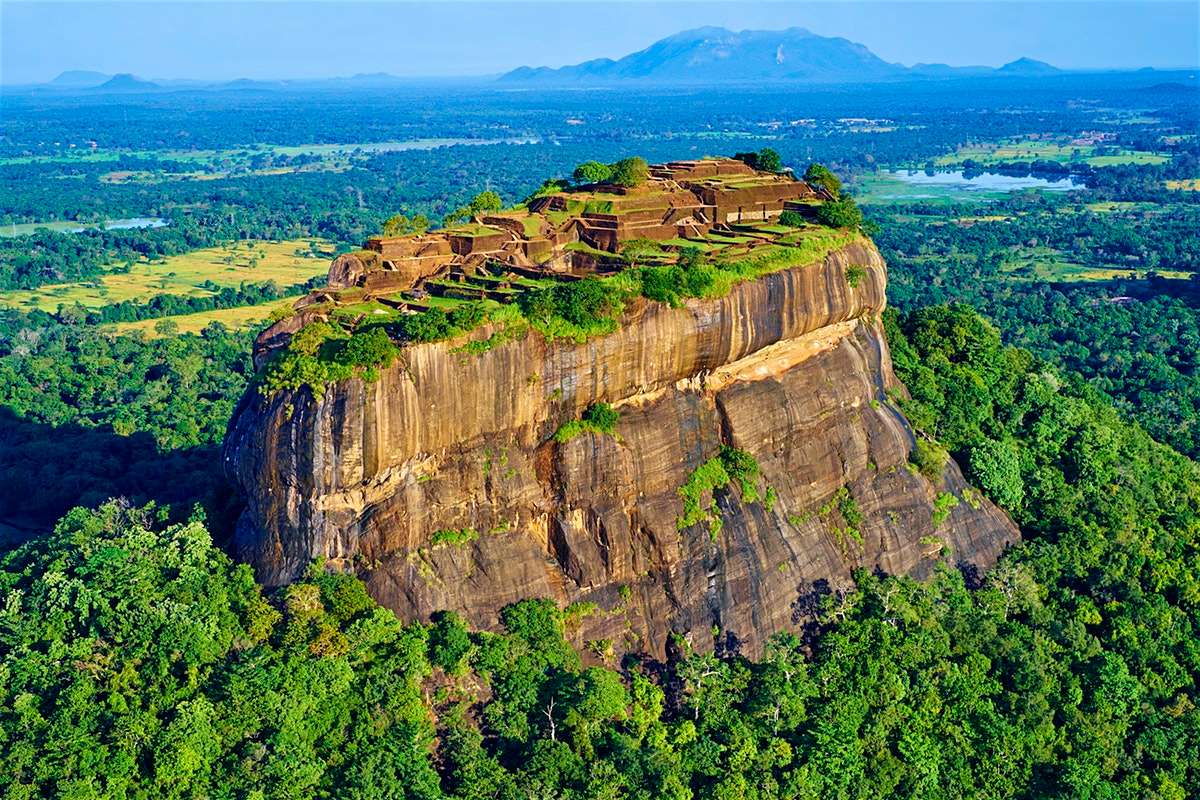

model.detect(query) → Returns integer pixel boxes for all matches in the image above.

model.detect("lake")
[885,169,1082,195]
[1,217,168,237]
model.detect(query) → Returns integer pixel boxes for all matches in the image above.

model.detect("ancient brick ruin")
[257,158,831,365]
[331,158,822,290]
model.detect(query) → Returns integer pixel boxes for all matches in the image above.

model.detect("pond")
[1,217,168,237]
[96,217,168,231]
[884,169,1082,195]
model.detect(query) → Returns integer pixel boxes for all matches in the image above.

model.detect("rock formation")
[225,230,1018,658]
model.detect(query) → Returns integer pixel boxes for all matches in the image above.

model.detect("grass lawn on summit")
[0,238,335,312]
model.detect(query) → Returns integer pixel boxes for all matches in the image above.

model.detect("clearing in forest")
[0,238,335,312]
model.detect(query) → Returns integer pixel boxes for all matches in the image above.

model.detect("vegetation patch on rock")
[554,402,620,443]
[677,445,769,539]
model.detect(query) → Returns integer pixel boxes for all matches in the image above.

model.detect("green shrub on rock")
[555,402,620,442]
[258,321,398,399]
[816,197,864,230]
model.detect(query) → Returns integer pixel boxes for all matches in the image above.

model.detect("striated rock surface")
[225,239,1018,658]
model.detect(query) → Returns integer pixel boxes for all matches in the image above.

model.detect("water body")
[97,217,168,231]
[886,169,1082,195]
[1,217,168,237]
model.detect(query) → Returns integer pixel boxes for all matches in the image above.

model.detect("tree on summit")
[734,147,783,172]
[468,190,503,214]
[443,190,504,226]
[756,147,783,172]
[804,162,843,197]
[572,160,614,185]
[381,212,430,237]
[609,157,649,188]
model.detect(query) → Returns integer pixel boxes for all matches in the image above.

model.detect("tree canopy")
[804,163,842,196]
[608,157,649,188]
[6,304,1200,799]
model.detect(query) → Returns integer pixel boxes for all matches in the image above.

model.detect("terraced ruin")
[253,157,837,365]
[227,157,1019,659]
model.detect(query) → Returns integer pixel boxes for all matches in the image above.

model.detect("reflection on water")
[1,217,169,237]
[95,217,168,231]
[887,169,1081,193]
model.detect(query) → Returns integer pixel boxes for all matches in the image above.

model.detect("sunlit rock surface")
[225,239,1018,658]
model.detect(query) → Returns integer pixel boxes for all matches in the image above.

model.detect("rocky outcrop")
[225,239,1018,658]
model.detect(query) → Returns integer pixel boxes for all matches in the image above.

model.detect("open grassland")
[2,138,534,172]
[1,220,101,236]
[951,214,1013,224]
[0,238,334,312]
[108,298,292,337]
[932,139,1167,167]
[1000,246,1192,282]
[98,163,346,184]
[1167,179,1200,191]
[1082,201,1155,213]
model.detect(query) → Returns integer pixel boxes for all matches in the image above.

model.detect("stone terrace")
[253,158,831,361]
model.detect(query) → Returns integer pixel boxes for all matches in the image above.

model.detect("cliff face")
[225,240,1018,658]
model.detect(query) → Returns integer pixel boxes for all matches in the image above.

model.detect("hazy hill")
[501,26,1061,85]
[49,70,111,88]
[93,73,162,93]
[997,57,1061,76]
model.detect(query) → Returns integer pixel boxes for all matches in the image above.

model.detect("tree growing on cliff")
[620,238,661,267]
[734,148,784,173]
[468,190,503,215]
[517,276,622,336]
[804,162,843,197]
[442,190,505,226]
[335,326,399,381]
[815,196,864,230]
[756,147,784,173]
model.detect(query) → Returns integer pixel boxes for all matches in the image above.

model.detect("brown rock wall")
[225,239,1018,658]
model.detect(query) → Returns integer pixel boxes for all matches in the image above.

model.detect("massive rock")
[225,239,1018,658]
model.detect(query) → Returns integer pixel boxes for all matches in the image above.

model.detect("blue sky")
[2,1,1197,84]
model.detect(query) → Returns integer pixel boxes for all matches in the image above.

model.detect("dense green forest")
[0,315,252,533]
[1,71,1199,797]
[4,305,1198,799]
[870,193,1200,458]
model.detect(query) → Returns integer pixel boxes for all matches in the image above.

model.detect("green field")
[0,217,166,238]
[1167,179,1200,191]
[0,238,334,312]
[932,138,1168,168]
[108,298,294,337]
[999,246,1192,282]
[0,220,101,237]
[0,137,534,171]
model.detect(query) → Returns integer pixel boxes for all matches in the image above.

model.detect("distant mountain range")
[15,26,1190,94]
[24,71,457,93]
[500,26,1062,85]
